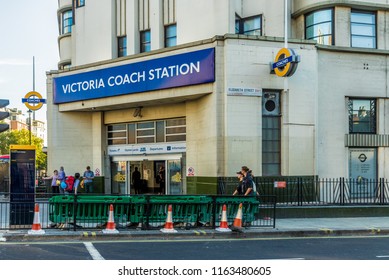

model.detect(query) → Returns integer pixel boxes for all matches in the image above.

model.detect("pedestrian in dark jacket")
[241,166,254,196]
[233,171,245,195]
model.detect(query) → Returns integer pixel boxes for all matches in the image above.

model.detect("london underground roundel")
[22,91,46,111]
[271,48,300,77]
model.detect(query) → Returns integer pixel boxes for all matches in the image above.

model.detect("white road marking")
[376,255,389,258]
[83,242,105,260]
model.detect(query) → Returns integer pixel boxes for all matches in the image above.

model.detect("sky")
[0,0,59,122]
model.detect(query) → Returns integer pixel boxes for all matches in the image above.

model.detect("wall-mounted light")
[133,107,143,118]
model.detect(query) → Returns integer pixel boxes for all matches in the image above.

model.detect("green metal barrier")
[128,195,147,223]
[214,196,260,224]
[48,194,262,227]
[76,196,130,224]
[49,196,73,223]
[145,195,210,225]
[49,195,131,224]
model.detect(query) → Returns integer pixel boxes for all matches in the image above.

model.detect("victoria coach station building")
[47,36,317,195]
[47,32,389,195]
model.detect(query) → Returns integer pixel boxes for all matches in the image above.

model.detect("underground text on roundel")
[53,48,215,104]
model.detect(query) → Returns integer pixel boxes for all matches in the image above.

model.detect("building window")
[118,36,127,57]
[165,118,186,142]
[136,122,155,143]
[262,92,281,176]
[62,10,73,34]
[348,99,376,134]
[76,0,85,7]
[351,11,376,48]
[305,9,333,45]
[140,30,151,52]
[108,118,186,145]
[165,24,177,47]
[235,15,262,35]
[108,124,127,145]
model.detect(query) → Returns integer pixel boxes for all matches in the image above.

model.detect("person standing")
[57,166,66,194]
[83,166,95,193]
[44,170,59,195]
[157,166,166,194]
[132,167,141,194]
[73,173,81,195]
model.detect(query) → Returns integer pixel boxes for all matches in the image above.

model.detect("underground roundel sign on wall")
[271,48,300,77]
[22,91,46,111]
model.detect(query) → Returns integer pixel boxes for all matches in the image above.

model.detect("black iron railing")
[0,193,276,230]
[219,177,389,206]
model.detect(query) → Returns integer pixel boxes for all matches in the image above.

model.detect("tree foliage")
[0,129,46,170]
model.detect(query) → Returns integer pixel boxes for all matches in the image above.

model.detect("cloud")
[0,59,30,66]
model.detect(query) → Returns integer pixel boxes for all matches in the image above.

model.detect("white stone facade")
[47,1,389,193]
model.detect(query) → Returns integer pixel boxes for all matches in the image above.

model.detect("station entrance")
[110,155,184,195]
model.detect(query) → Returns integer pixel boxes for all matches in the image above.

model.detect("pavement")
[2,216,389,242]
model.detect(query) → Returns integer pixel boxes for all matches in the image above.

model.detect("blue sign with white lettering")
[271,55,296,70]
[53,48,215,104]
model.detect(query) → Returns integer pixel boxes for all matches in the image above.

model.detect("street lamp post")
[28,109,32,145]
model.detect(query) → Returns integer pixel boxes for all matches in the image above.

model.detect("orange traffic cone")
[28,203,45,235]
[160,205,177,233]
[232,203,243,229]
[102,204,119,234]
[216,204,231,232]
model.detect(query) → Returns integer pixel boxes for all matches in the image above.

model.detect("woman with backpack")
[241,166,256,196]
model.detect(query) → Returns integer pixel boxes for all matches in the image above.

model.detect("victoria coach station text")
[61,62,201,94]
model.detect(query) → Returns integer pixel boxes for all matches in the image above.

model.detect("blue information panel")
[10,146,36,226]
[53,48,215,104]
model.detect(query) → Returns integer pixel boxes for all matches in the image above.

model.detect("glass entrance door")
[111,156,184,195]
[129,161,142,194]
[167,159,182,194]
[111,161,126,194]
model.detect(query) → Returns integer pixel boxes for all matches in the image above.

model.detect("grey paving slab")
[2,217,389,242]
[275,217,389,231]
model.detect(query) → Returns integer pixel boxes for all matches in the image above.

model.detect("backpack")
[252,181,258,196]
[65,176,75,192]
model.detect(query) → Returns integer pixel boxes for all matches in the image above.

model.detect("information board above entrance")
[53,48,215,104]
[108,142,186,156]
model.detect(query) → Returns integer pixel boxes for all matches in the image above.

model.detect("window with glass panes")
[62,10,73,34]
[165,24,177,47]
[107,118,186,145]
[118,36,127,57]
[107,124,127,145]
[140,30,151,52]
[305,9,333,45]
[351,11,376,48]
[235,15,262,35]
[348,99,376,134]
[76,0,85,7]
[262,117,281,176]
